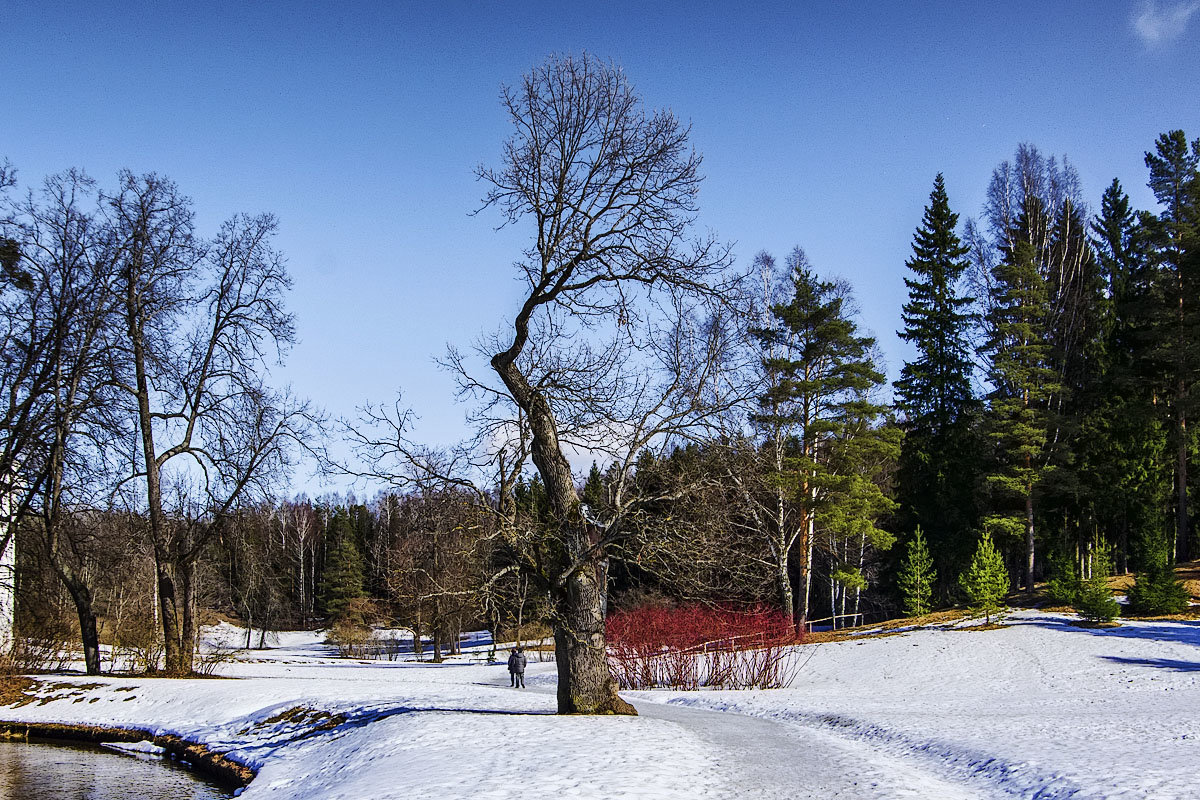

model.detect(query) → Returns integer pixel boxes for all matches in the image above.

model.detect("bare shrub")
[193,642,239,676]
[607,605,801,691]
[327,617,373,659]
[108,614,164,673]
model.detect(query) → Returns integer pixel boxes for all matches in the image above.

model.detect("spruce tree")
[1140,131,1200,561]
[981,197,1061,593]
[319,509,366,621]
[1082,179,1166,574]
[898,526,937,617]
[894,174,979,587]
[1076,545,1119,624]
[959,531,1010,624]
[1127,564,1190,616]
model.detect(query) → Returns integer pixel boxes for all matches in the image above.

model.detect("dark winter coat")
[507,650,527,674]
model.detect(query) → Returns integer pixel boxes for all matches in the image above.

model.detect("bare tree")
[0,169,123,672]
[342,55,744,714]
[469,54,741,714]
[381,489,489,661]
[107,172,312,673]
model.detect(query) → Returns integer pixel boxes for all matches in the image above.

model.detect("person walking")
[507,647,527,688]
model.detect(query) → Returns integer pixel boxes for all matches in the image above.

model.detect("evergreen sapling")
[1127,564,1190,616]
[898,526,937,617]
[1076,546,1120,624]
[960,531,1010,624]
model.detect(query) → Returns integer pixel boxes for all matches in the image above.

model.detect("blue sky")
[6,1,1200,491]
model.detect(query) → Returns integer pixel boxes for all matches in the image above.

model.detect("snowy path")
[1,611,1197,799]
[636,697,997,799]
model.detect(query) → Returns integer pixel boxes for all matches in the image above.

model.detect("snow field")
[0,610,1197,799]
[649,611,1200,799]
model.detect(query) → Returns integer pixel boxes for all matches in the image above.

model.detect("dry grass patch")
[803,608,977,643]
[950,622,1009,632]
[240,705,347,737]
[0,677,38,708]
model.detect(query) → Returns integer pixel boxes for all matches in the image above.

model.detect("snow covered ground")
[1,610,1197,799]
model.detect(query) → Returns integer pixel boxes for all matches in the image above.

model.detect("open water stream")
[0,740,232,799]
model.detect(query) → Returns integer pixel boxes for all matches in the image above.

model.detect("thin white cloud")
[1132,0,1200,46]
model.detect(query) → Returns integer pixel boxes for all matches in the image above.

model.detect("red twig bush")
[606,605,802,691]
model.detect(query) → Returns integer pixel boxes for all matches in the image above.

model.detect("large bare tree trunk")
[54,566,101,675]
[552,556,633,715]
[492,356,635,715]
[153,549,184,672]
[127,249,187,672]
[180,552,198,670]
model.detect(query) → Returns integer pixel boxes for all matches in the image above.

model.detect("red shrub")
[606,605,802,691]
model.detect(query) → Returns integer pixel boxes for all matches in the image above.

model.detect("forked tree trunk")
[153,551,184,672]
[58,573,101,675]
[492,350,635,715]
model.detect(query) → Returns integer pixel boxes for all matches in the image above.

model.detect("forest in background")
[2,118,1198,676]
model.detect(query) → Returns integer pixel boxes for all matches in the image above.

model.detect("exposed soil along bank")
[0,721,255,790]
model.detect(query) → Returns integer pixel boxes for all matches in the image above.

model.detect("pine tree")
[959,531,1010,624]
[822,399,900,628]
[1140,131,1200,561]
[894,174,979,587]
[1127,564,1190,616]
[898,526,937,617]
[1076,545,1119,624]
[752,249,886,625]
[1081,179,1166,574]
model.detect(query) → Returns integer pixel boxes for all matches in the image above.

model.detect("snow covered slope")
[1,610,1196,799]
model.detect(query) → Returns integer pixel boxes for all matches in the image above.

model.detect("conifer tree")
[752,250,886,625]
[319,509,366,620]
[1076,545,1119,624]
[959,531,1010,624]
[822,396,900,627]
[898,526,936,617]
[981,197,1061,593]
[1081,179,1167,573]
[1127,562,1190,616]
[1140,131,1200,560]
[894,174,979,585]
